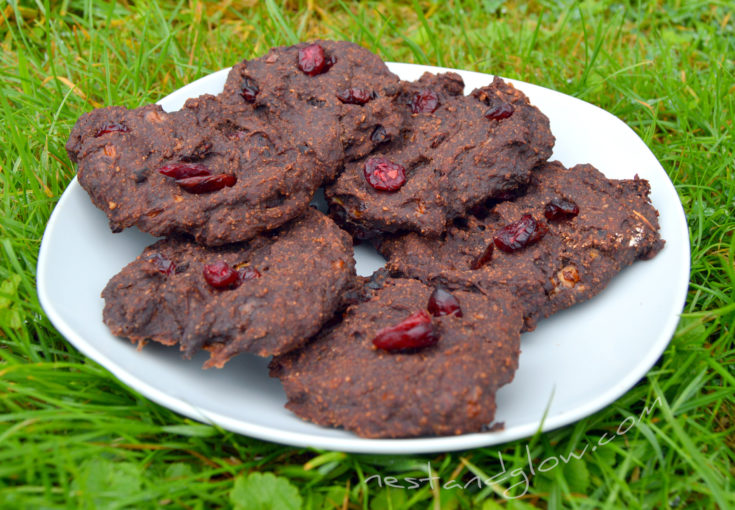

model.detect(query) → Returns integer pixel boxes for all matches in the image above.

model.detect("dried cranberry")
[144,253,175,275]
[363,157,406,192]
[484,103,514,120]
[95,123,129,137]
[203,261,239,289]
[158,163,211,179]
[427,288,463,317]
[493,214,548,253]
[371,125,388,144]
[372,310,438,351]
[176,174,236,194]
[410,89,439,113]
[298,44,332,76]
[337,88,373,105]
[545,198,580,221]
[240,78,259,102]
[470,242,494,270]
[238,267,261,282]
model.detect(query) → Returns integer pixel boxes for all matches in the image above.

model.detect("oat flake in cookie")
[380,161,665,330]
[102,209,355,368]
[269,277,522,438]
[327,73,555,238]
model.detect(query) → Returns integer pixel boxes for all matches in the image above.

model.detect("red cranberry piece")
[427,288,463,317]
[363,157,406,192]
[337,88,372,105]
[470,242,494,270]
[545,198,580,221]
[484,103,515,120]
[410,89,439,113]
[298,44,332,76]
[158,163,211,179]
[203,261,240,289]
[493,214,548,253]
[144,253,175,275]
[238,267,261,282]
[240,78,259,102]
[176,174,236,194]
[372,310,438,352]
[95,123,129,137]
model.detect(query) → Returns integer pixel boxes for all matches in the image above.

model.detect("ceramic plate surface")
[37,63,690,454]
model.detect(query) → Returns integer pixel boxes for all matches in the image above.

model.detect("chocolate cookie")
[326,73,555,238]
[67,41,403,244]
[67,94,333,245]
[269,277,522,438]
[221,40,404,169]
[380,161,665,330]
[102,208,355,367]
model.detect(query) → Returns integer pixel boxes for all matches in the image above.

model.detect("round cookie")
[326,73,555,238]
[221,39,404,169]
[379,161,665,330]
[269,277,522,438]
[101,208,356,367]
[67,95,331,246]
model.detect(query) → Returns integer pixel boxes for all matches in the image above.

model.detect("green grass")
[1,0,733,508]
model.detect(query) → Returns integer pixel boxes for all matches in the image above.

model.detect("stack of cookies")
[66,41,664,438]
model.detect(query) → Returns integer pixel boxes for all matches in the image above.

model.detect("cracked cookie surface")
[380,161,665,330]
[326,73,555,238]
[102,208,356,367]
[270,276,522,438]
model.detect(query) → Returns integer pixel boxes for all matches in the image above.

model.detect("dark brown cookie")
[326,73,555,238]
[102,208,355,367]
[269,277,522,438]
[221,40,403,170]
[380,161,665,330]
[66,41,402,245]
[67,95,330,246]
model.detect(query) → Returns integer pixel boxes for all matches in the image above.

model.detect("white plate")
[37,63,690,454]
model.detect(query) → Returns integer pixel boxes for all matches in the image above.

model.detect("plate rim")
[37,62,691,454]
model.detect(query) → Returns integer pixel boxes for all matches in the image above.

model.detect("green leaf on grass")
[563,457,590,494]
[230,472,302,510]
[482,0,506,14]
[71,458,143,509]
[160,423,217,437]
[484,499,537,510]
[482,500,505,510]
[0,274,22,329]
[303,486,347,510]
[370,487,408,510]
[164,462,194,480]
